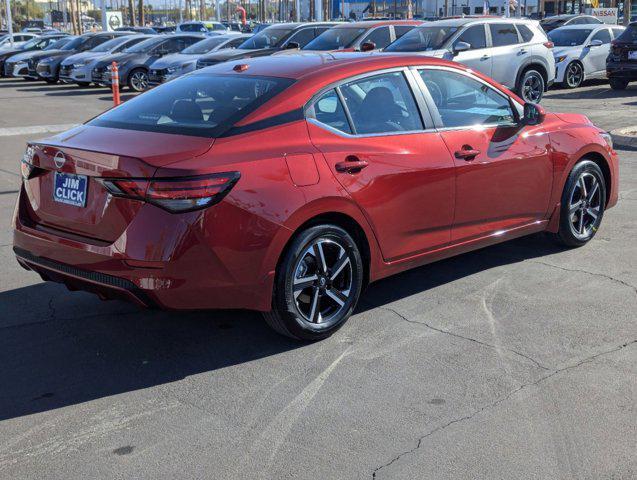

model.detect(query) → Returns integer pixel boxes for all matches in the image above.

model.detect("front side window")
[286,28,315,48]
[340,72,423,134]
[309,89,351,134]
[419,69,515,128]
[361,27,391,48]
[489,23,519,47]
[591,29,611,44]
[454,25,486,50]
[385,26,459,52]
[394,25,415,39]
[89,74,293,137]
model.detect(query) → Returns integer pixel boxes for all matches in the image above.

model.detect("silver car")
[384,18,556,103]
[549,24,625,88]
[59,35,149,86]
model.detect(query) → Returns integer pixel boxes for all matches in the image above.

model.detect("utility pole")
[4,0,13,47]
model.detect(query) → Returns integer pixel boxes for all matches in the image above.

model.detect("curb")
[610,127,637,150]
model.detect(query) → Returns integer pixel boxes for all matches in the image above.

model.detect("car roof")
[331,20,422,28]
[426,17,534,27]
[553,24,608,31]
[265,22,339,30]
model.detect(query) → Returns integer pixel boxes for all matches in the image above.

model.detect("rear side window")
[89,74,294,137]
[489,23,519,47]
[310,89,351,134]
[362,27,392,48]
[454,25,486,50]
[517,24,534,43]
[340,72,423,134]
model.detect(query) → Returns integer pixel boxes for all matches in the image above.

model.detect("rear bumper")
[606,61,637,79]
[12,186,276,312]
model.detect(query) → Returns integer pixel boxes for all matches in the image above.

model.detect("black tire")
[549,160,606,248]
[127,68,149,92]
[264,224,364,341]
[76,81,91,87]
[563,61,584,89]
[517,68,545,103]
[44,78,57,84]
[609,78,629,90]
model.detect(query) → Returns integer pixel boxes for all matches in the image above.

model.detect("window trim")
[305,67,435,138]
[411,65,523,131]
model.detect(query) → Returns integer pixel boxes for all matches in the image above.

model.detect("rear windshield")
[91,36,132,52]
[182,36,228,54]
[548,28,592,46]
[303,27,366,50]
[124,37,164,53]
[45,37,73,50]
[385,26,458,52]
[616,25,637,43]
[88,74,294,137]
[61,36,88,50]
[239,28,291,49]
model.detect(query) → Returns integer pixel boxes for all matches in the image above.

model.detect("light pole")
[4,0,13,47]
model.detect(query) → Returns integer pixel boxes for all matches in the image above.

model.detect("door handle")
[454,147,481,160]
[480,55,490,60]
[518,49,528,55]
[335,156,368,173]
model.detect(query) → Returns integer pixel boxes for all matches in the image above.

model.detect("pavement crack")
[376,305,550,371]
[371,338,636,479]
[0,190,19,196]
[531,260,637,296]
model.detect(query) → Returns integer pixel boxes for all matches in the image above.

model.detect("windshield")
[89,73,294,137]
[303,27,366,50]
[616,25,637,43]
[541,17,568,28]
[548,29,592,46]
[124,37,164,53]
[61,36,87,51]
[91,36,130,52]
[385,26,459,52]
[21,37,43,49]
[182,36,228,54]
[239,28,291,49]
[45,37,72,50]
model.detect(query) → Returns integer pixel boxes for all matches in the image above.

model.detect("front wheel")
[609,78,629,90]
[517,69,545,103]
[564,62,583,89]
[264,225,364,341]
[550,160,606,247]
[76,81,91,87]
[44,78,57,84]
[127,69,149,92]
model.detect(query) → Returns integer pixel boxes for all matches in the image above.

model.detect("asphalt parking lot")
[0,78,635,479]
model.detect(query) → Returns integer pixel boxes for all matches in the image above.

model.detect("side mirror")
[360,41,376,52]
[588,39,603,47]
[453,41,471,55]
[523,103,546,125]
[285,41,300,50]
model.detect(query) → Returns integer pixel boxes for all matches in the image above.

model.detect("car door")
[306,70,456,261]
[585,28,612,75]
[487,23,523,88]
[450,24,492,79]
[415,67,553,242]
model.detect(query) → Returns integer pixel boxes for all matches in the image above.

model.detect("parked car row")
[3,19,637,98]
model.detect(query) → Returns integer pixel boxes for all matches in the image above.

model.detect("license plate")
[53,172,88,207]
[629,51,637,60]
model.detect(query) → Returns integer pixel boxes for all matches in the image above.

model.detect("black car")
[607,22,637,90]
[540,14,603,33]
[29,32,130,83]
[195,22,337,69]
[115,26,158,34]
[91,34,204,91]
[0,34,68,77]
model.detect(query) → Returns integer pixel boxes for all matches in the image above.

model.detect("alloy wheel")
[130,71,148,91]
[566,63,583,88]
[291,239,353,328]
[568,172,602,239]
[522,72,543,103]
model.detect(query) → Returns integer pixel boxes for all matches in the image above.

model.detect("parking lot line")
[0,124,78,137]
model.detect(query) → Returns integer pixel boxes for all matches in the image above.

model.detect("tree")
[128,0,136,25]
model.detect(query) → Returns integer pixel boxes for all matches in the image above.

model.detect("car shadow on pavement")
[0,233,566,422]
[547,84,636,100]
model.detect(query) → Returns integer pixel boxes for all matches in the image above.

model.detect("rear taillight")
[101,172,240,213]
[543,41,554,49]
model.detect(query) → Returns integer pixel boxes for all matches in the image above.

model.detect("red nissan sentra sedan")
[13,53,619,340]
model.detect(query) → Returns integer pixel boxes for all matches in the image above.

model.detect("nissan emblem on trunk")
[54,151,66,169]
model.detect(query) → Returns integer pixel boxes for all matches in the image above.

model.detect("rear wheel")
[550,160,606,247]
[127,69,149,92]
[264,225,364,341]
[517,68,545,103]
[44,78,57,84]
[76,81,90,87]
[609,78,629,90]
[564,61,584,89]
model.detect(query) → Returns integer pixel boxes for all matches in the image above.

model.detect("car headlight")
[600,132,613,150]
[72,62,86,68]
[166,66,178,74]
[555,55,567,64]
[38,57,53,63]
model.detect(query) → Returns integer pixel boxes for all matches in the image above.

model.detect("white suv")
[384,17,556,103]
